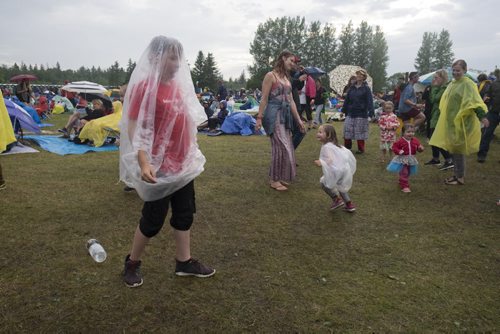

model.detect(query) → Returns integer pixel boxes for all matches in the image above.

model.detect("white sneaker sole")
[175,269,216,278]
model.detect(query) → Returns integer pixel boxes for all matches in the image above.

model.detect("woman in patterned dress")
[255,50,305,191]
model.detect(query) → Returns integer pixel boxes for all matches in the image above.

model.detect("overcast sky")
[0,0,498,80]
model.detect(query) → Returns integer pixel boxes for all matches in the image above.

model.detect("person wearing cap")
[398,72,426,128]
[342,69,374,154]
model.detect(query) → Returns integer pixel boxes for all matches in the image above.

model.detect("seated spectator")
[239,95,258,110]
[197,101,214,130]
[35,94,49,118]
[77,99,123,146]
[58,99,107,138]
[208,100,229,132]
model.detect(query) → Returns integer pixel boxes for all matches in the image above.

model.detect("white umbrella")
[329,65,373,95]
[61,81,107,94]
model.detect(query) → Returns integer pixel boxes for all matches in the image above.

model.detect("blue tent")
[4,99,41,134]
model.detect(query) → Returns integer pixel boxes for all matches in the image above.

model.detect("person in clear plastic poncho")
[120,36,215,288]
[429,59,489,185]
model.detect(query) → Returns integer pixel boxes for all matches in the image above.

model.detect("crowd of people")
[1,37,498,290]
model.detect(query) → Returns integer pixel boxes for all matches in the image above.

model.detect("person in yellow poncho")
[77,84,127,147]
[429,59,490,185]
[0,91,17,190]
[77,100,122,147]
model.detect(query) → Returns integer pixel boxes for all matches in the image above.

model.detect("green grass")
[0,114,499,332]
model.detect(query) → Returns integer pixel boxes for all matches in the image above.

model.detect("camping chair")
[103,127,120,145]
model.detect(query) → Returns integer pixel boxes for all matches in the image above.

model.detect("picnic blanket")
[23,135,118,155]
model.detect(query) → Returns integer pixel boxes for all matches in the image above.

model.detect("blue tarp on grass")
[23,135,118,155]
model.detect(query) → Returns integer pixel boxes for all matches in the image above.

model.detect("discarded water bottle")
[86,239,107,263]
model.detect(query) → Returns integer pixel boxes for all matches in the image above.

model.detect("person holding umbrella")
[14,79,32,103]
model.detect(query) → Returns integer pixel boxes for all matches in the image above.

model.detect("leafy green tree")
[368,26,389,92]
[354,21,373,69]
[433,29,454,70]
[336,21,356,65]
[301,21,337,75]
[414,32,437,73]
[248,16,306,87]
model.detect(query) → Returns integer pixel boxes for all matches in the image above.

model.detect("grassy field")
[0,114,499,332]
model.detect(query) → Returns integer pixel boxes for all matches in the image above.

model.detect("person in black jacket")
[289,57,308,149]
[478,70,500,162]
[342,69,374,154]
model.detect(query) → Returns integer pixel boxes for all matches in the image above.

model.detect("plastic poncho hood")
[119,36,207,201]
[429,76,487,154]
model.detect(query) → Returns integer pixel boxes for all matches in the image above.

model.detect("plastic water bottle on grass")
[87,239,107,263]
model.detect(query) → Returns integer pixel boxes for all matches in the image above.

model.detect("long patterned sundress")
[262,75,296,183]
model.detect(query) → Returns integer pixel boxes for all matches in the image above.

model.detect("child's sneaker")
[175,258,215,278]
[123,255,143,288]
[329,197,345,211]
[344,202,356,212]
[401,187,411,193]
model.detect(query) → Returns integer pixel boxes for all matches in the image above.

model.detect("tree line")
[0,16,456,94]
[0,60,136,87]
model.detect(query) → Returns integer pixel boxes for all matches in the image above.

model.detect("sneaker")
[0,182,5,191]
[58,128,69,138]
[438,161,454,171]
[344,202,356,212]
[355,150,364,155]
[123,255,143,288]
[401,187,411,193]
[329,197,345,211]
[477,156,486,163]
[424,159,440,165]
[123,186,135,192]
[175,258,216,278]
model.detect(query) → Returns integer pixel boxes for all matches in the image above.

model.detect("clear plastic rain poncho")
[319,143,357,193]
[120,36,207,201]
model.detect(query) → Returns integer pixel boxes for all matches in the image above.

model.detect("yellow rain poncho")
[78,100,122,147]
[429,76,487,155]
[0,91,16,152]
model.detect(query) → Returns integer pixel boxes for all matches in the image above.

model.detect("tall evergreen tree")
[202,53,221,92]
[336,21,356,65]
[191,51,205,88]
[414,32,437,73]
[368,26,389,92]
[354,21,373,68]
[433,29,454,70]
[125,58,136,83]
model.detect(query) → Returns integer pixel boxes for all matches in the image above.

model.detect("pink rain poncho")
[120,36,207,201]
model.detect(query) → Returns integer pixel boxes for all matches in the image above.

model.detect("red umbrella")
[10,74,38,82]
